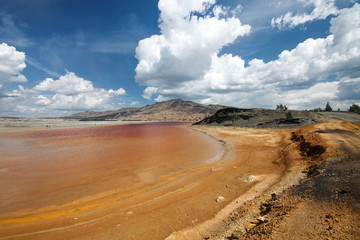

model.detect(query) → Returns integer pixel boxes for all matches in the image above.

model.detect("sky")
[0,0,359,117]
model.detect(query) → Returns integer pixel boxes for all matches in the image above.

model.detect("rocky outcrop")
[194,108,318,128]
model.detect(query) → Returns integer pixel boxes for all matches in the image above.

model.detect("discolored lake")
[0,122,223,224]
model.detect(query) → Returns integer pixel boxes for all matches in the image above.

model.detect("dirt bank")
[188,120,360,240]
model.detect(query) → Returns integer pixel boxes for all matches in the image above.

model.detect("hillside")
[65,99,227,122]
[194,107,360,128]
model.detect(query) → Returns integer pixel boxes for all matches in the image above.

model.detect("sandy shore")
[0,120,359,239]
[0,118,146,131]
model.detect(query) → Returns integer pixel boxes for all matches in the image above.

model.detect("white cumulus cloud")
[271,0,339,29]
[135,0,251,89]
[36,95,51,106]
[33,71,94,95]
[142,86,158,100]
[108,88,126,96]
[0,46,127,116]
[135,2,360,110]
[32,71,126,110]
[0,42,27,96]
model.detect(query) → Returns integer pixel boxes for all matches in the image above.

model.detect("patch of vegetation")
[232,111,238,124]
[325,102,333,112]
[286,111,293,119]
[276,104,288,111]
[311,108,323,112]
[349,104,360,113]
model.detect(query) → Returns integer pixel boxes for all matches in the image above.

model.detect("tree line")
[276,102,360,113]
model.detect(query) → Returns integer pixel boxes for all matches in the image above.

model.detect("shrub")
[312,108,322,112]
[286,111,293,119]
[349,104,360,113]
[276,104,287,111]
[325,102,333,112]
[232,112,238,124]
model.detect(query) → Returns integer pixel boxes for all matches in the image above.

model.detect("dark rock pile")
[194,108,317,129]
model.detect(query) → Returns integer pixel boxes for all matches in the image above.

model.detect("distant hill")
[65,99,228,122]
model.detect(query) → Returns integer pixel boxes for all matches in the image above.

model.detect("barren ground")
[0,118,359,239]
[188,120,360,240]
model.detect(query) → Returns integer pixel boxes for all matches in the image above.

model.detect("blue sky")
[0,0,359,117]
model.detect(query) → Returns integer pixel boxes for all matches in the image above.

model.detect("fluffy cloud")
[0,44,127,116]
[135,0,251,88]
[142,86,158,100]
[33,72,94,95]
[135,2,360,110]
[36,95,51,106]
[0,42,27,95]
[32,71,126,110]
[271,0,339,29]
[158,0,215,21]
[108,88,126,96]
[279,81,339,106]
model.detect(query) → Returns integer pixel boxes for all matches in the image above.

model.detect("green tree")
[312,107,322,112]
[276,104,287,111]
[349,104,360,113]
[286,111,293,119]
[325,102,333,112]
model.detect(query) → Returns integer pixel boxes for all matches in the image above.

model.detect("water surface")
[0,122,223,215]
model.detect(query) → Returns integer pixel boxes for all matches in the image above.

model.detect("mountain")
[65,99,228,121]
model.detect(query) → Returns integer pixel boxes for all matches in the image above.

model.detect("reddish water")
[0,122,223,215]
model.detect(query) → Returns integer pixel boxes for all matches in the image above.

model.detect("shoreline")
[169,120,360,239]
[0,118,149,132]
[0,120,359,239]
[165,125,304,239]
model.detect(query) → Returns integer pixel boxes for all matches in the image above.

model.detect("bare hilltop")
[66,99,360,129]
[65,99,227,122]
